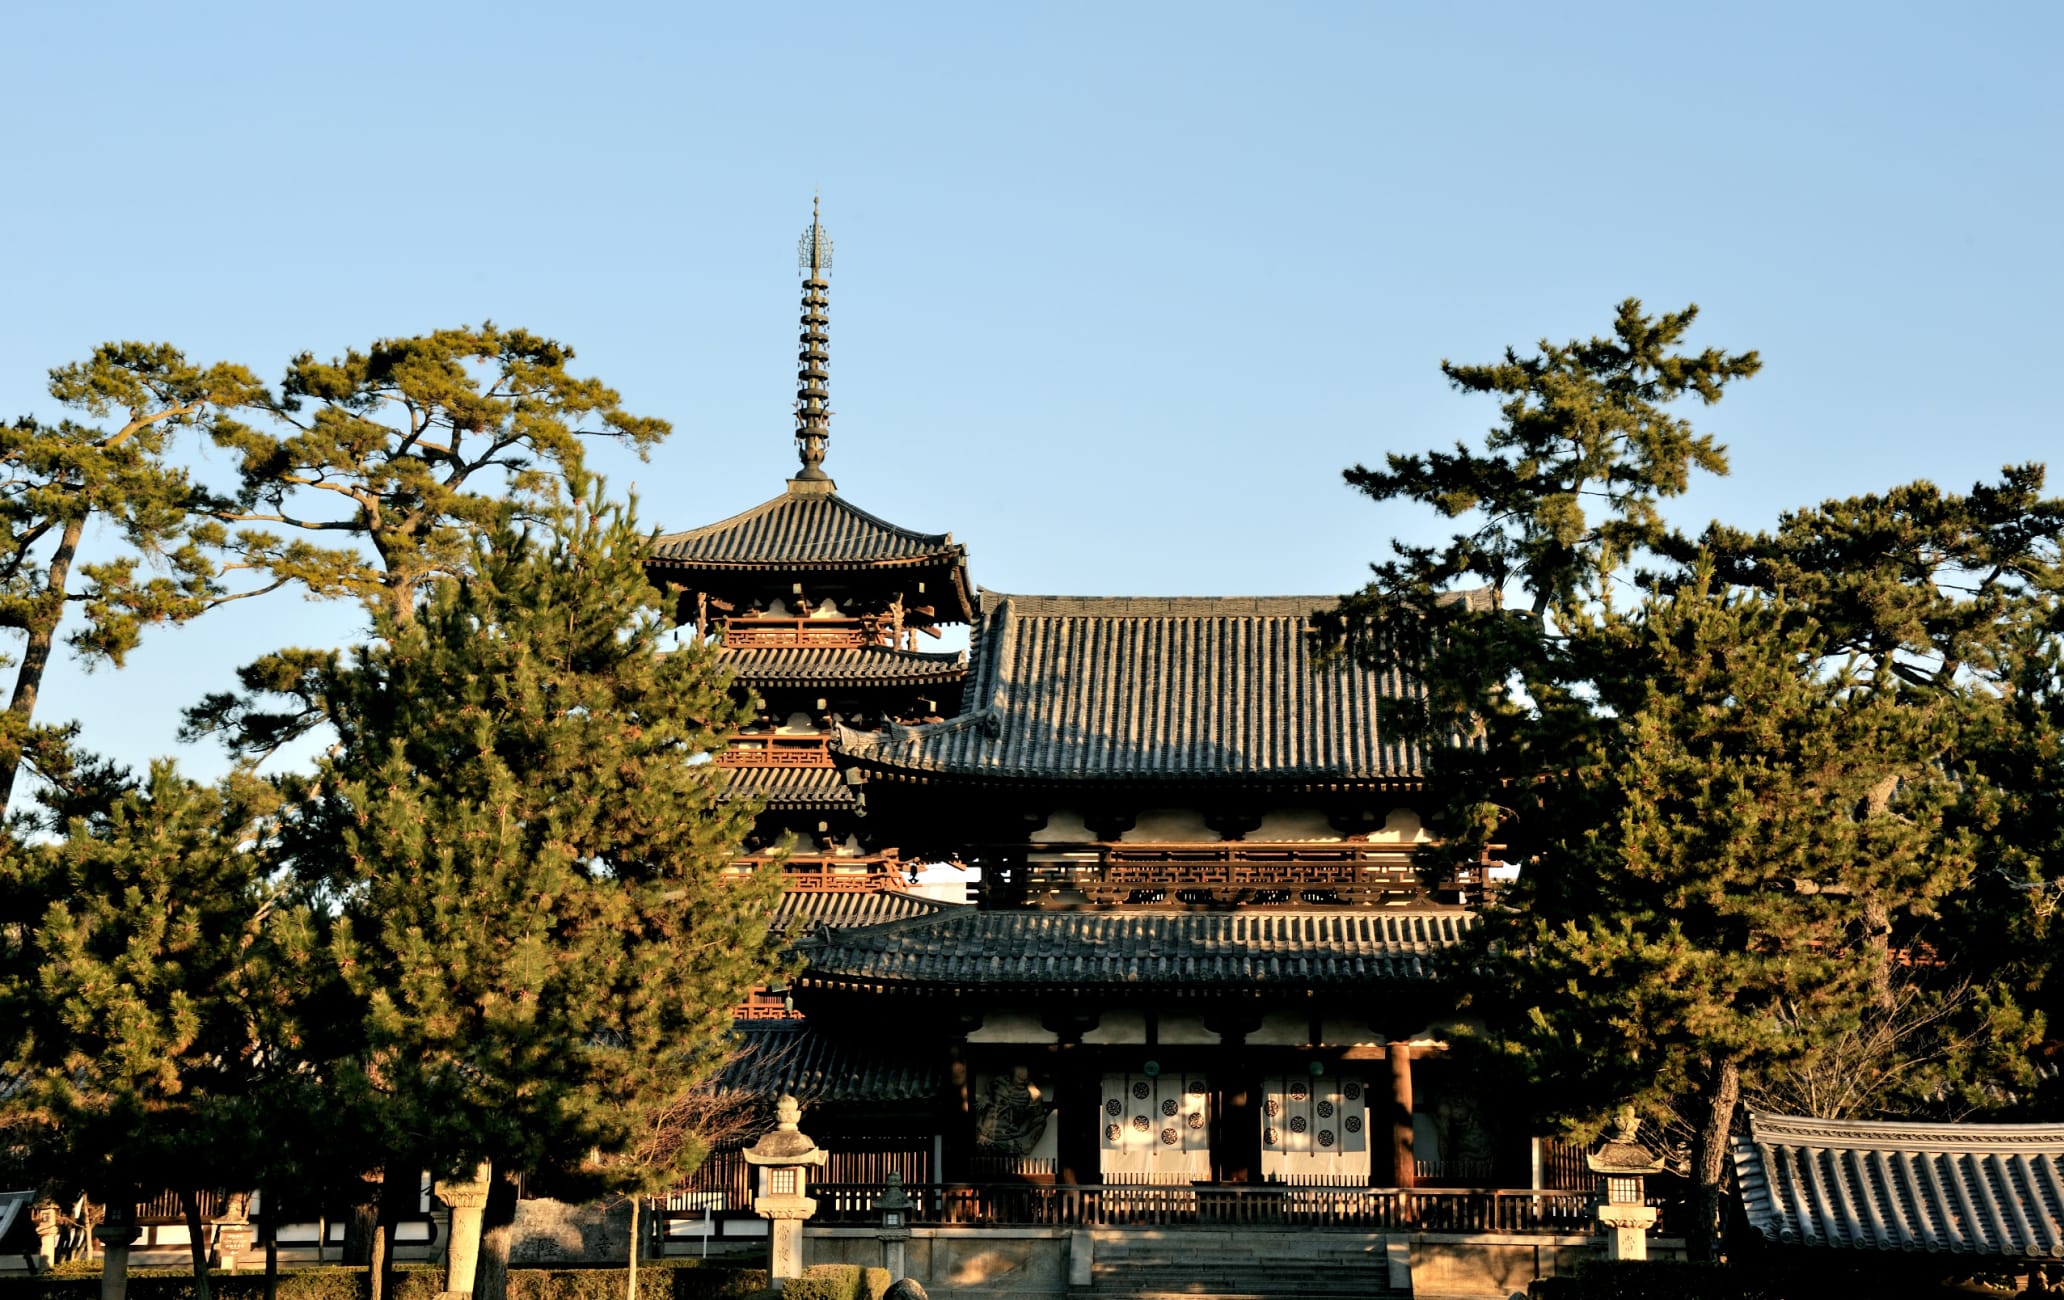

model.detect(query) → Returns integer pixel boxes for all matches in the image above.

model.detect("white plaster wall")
[1158,1013,1218,1045]
[1029,809,1092,843]
[1123,808,1215,842]
[1372,808,1430,843]
[1318,1018,1381,1048]
[967,1011,1058,1044]
[1245,1011,1312,1047]
[1082,1011,1147,1045]
[1251,807,1342,842]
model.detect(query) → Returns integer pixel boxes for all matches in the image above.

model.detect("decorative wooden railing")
[721,618,879,649]
[718,735,835,768]
[663,1182,1642,1234]
[1019,845,1419,906]
[725,855,907,891]
[1007,842,1509,907]
[666,1150,935,1213]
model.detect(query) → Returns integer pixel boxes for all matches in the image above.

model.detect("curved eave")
[835,751,1428,794]
[738,668,968,690]
[649,553,976,624]
[792,970,1449,999]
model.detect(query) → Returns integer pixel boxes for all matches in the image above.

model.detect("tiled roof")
[650,487,963,571]
[797,907,1472,993]
[834,590,1461,782]
[718,1022,942,1103]
[722,645,966,688]
[1733,1110,2064,1258]
[719,764,853,810]
[773,887,967,931]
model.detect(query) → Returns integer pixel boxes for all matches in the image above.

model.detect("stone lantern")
[29,1198,60,1272]
[93,1199,142,1300]
[1587,1108,1665,1262]
[746,1095,828,1287]
[874,1169,913,1279]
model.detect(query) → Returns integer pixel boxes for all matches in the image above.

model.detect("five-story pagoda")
[646,202,973,908]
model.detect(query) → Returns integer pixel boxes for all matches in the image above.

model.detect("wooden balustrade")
[1009,841,1511,906]
[717,735,835,768]
[777,1182,1625,1234]
[721,618,879,649]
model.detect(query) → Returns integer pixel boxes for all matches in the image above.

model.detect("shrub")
[858,1268,889,1300]
[494,1261,767,1300]
[1527,1261,1778,1300]
[772,1265,867,1300]
[0,1260,767,1300]
[0,1267,370,1300]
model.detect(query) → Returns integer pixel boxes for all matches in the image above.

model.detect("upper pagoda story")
[647,490,974,626]
[647,198,974,634]
[836,589,1486,787]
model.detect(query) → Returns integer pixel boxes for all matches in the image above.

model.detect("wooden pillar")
[1207,1010,1264,1184]
[1388,1041,1416,1189]
[939,1023,979,1183]
[1044,1012,1102,1187]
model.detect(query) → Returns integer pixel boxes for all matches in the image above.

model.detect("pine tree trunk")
[178,1190,214,1300]
[377,1164,417,1300]
[1862,893,1894,1013]
[625,1199,638,1300]
[0,513,85,809]
[346,1201,378,1267]
[473,1168,517,1300]
[262,1200,277,1300]
[367,1220,389,1300]
[1689,1057,1742,1263]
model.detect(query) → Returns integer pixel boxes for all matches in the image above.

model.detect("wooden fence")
[666,1181,1651,1235]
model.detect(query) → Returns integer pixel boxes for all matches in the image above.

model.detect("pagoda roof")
[720,763,853,811]
[773,886,967,932]
[795,907,1472,996]
[651,483,970,596]
[835,590,1474,784]
[1733,1110,2064,1257]
[723,644,966,689]
[718,1021,942,1104]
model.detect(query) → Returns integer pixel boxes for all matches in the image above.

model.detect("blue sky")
[2,2,2059,785]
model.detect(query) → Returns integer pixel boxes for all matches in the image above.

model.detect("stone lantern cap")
[1587,1108,1666,1176]
[878,1169,912,1212]
[745,1094,828,1167]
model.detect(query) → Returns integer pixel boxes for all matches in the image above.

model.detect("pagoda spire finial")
[791,196,835,490]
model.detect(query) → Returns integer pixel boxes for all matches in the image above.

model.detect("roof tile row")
[1734,1110,2064,1258]
[798,907,1472,991]
[836,591,1454,781]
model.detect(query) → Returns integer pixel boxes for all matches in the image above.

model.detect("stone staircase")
[1072,1228,1401,1299]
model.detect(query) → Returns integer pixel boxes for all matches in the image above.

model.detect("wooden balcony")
[716,734,834,767]
[721,617,880,648]
[1019,843,1420,907]
[1007,842,1508,907]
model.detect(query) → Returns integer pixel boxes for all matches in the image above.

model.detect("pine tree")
[0,762,312,1300]
[1696,467,2064,1111]
[262,481,785,1290]
[1330,301,1991,1256]
[0,346,266,810]
[1463,577,1972,1257]
[201,325,668,625]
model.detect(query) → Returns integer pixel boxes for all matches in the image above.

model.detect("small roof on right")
[1732,1109,2064,1258]
[836,589,1483,784]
